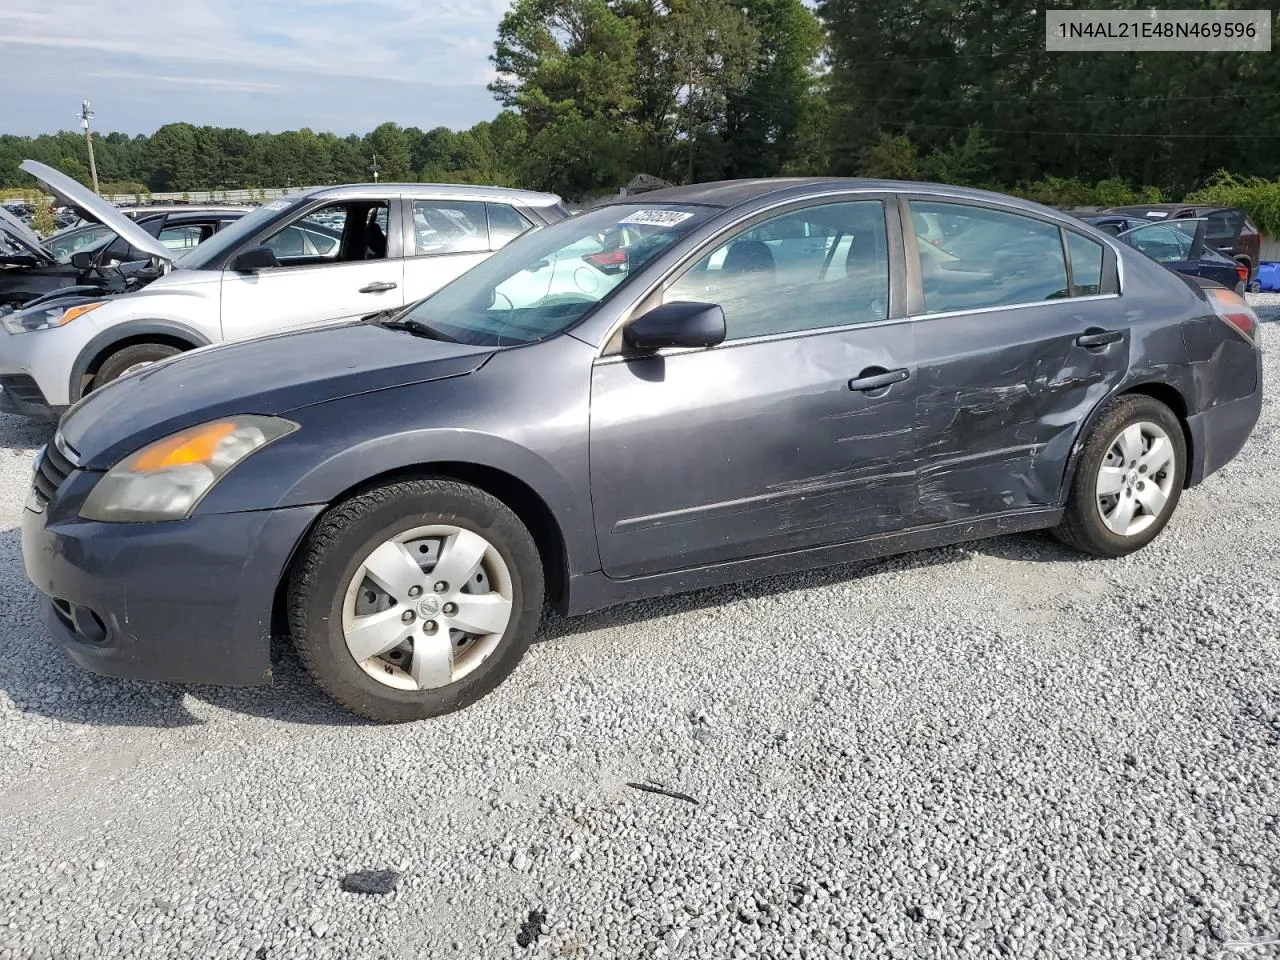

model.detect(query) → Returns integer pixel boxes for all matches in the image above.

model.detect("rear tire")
[1054,395,1186,557]
[93,342,183,390]
[289,478,544,723]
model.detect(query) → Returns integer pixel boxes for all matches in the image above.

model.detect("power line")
[830,45,1261,64]
[905,122,1280,140]
[865,91,1278,106]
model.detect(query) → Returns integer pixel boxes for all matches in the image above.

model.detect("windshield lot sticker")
[264,199,292,211]
[619,210,694,227]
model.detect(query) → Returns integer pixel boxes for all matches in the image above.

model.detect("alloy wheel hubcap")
[341,525,514,691]
[1095,420,1176,537]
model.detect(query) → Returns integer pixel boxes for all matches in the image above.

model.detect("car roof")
[296,183,564,206]
[121,204,250,215]
[1105,203,1241,215]
[594,177,1085,217]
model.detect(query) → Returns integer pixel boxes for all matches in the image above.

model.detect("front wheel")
[93,342,182,390]
[1054,395,1186,557]
[289,479,544,722]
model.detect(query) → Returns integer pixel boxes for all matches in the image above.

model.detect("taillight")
[1206,286,1258,341]
[584,249,627,275]
[1236,262,1249,283]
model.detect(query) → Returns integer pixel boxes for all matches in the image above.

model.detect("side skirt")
[564,507,1064,616]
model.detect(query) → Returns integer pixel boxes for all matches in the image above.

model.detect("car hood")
[59,320,497,468]
[0,204,54,265]
[19,160,173,265]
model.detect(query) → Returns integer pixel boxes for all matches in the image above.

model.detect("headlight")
[2,301,104,335]
[79,415,297,522]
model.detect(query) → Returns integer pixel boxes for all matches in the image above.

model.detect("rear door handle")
[359,281,398,294]
[1076,329,1123,348]
[848,367,910,392]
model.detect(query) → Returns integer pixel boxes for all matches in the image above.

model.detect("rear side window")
[487,204,533,249]
[412,200,488,256]
[910,201,1068,314]
[1066,232,1104,296]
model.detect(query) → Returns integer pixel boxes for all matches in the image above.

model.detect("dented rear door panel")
[912,300,1130,523]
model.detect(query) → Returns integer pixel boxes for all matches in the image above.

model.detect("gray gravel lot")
[2,325,1279,960]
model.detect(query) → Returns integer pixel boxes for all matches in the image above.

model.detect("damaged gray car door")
[907,197,1129,521]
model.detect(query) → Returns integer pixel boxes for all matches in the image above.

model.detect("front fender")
[195,350,599,577]
[69,318,212,402]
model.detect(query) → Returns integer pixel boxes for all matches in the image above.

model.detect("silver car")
[0,162,567,419]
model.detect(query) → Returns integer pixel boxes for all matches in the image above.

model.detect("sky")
[0,0,513,137]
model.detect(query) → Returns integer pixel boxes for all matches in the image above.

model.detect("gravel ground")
[1247,290,1280,323]
[1,327,1279,960]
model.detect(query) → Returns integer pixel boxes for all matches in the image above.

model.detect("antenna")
[371,152,380,183]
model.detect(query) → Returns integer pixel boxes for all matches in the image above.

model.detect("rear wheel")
[93,342,183,390]
[289,478,544,722]
[1055,395,1185,557]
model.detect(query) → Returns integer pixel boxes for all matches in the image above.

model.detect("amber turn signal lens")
[57,303,105,326]
[131,421,238,472]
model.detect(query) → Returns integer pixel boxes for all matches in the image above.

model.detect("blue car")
[1076,214,1247,294]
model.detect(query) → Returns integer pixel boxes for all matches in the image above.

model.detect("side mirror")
[230,245,280,273]
[624,301,726,352]
[70,251,93,270]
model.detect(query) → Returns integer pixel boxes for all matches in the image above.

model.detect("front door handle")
[1076,329,1123,348]
[848,367,909,392]
[359,281,398,294]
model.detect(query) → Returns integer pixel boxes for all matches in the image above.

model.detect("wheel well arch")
[1234,253,1253,269]
[70,321,211,401]
[1117,381,1194,487]
[270,461,572,647]
[81,333,197,392]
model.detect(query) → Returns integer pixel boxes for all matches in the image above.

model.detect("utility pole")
[79,99,100,194]
[371,153,380,183]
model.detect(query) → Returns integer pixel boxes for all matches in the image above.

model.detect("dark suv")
[1103,204,1261,282]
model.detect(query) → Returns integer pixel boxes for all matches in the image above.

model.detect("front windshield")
[50,225,114,264]
[177,197,303,269]
[399,203,714,346]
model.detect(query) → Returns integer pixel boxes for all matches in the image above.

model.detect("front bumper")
[0,320,92,415]
[1186,386,1263,487]
[23,498,324,686]
[0,375,65,421]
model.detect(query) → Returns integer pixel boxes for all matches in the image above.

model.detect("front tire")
[93,342,182,390]
[288,478,544,722]
[1054,395,1185,557]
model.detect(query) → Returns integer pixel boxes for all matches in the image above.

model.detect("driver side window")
[262,201,388,266]
[664,200,889,341]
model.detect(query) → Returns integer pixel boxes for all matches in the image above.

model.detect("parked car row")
[1064,204,1260,293]
[7,166,1264,723]
[1,203,250,309]
[0,162,568,419]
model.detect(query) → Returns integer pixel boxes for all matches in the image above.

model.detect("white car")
[0,162,566,419]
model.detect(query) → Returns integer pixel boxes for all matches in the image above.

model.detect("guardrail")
[7,187,318,207]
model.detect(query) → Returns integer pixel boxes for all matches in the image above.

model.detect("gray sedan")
[24,178,1263,722]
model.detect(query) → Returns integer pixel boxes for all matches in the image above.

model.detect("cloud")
[0,0,509,134]
[0,0,505,87]
[87,71,282,93]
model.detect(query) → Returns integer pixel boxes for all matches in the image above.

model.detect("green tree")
[490,0,640,194]
[365,122,414,181]
[145,123,200,191]
[859,133,918,180]
[720,0,823,179]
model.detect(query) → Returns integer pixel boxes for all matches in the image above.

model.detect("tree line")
[2,0,1277,210]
